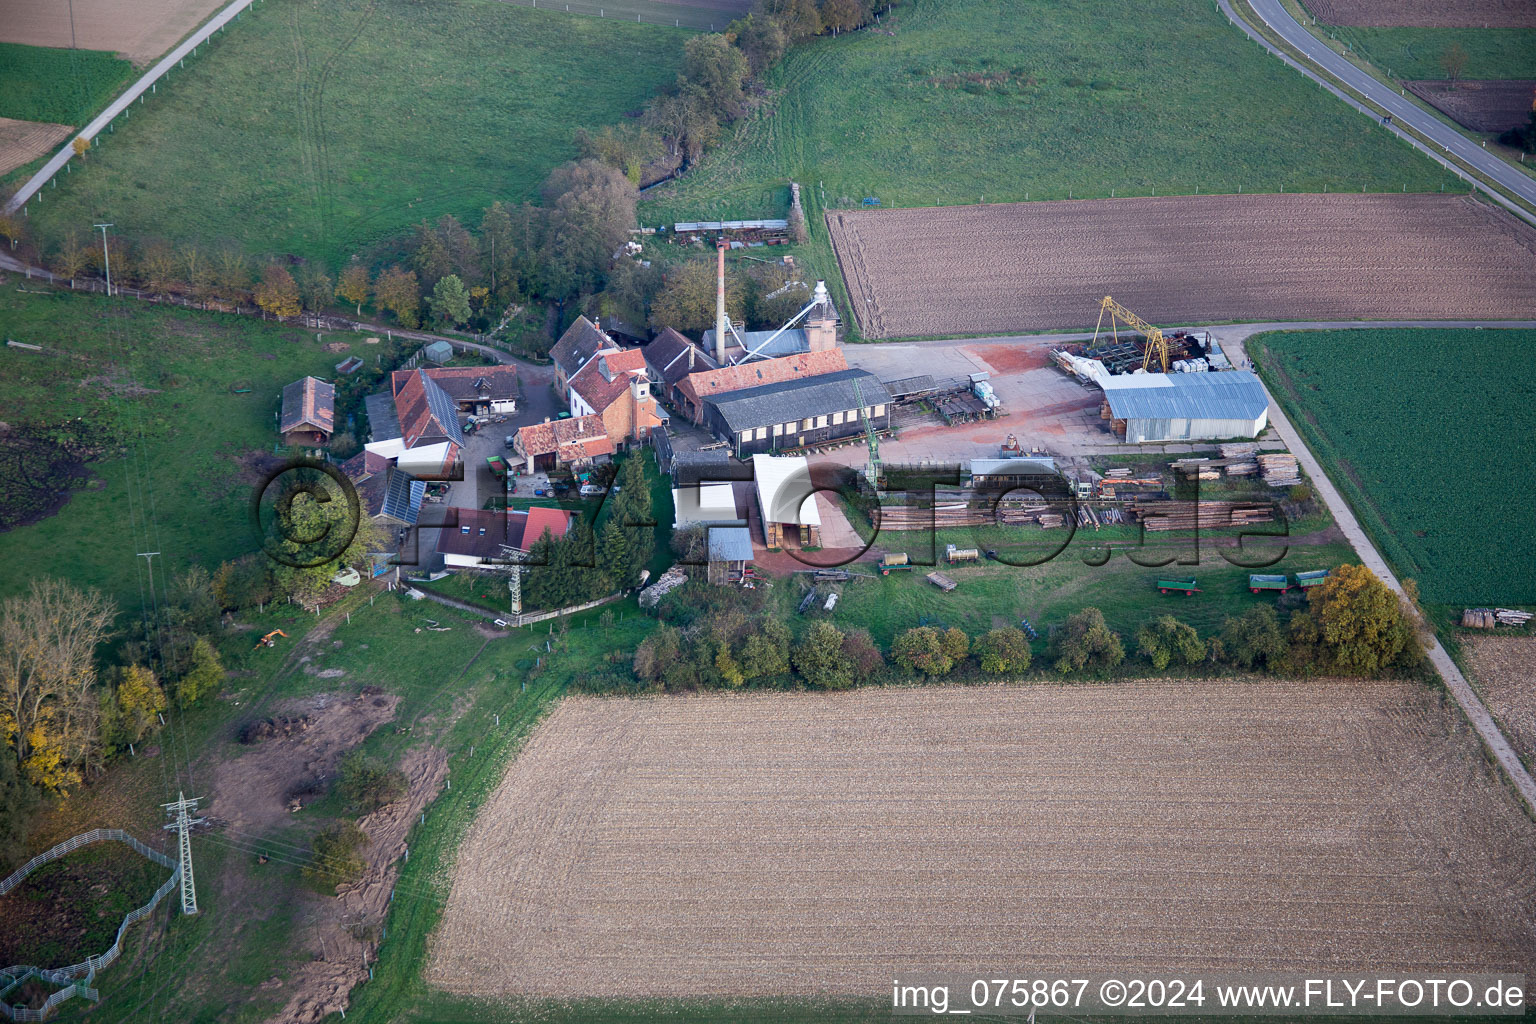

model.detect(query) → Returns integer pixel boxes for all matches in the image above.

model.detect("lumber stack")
[1104,467,1134,479]
[1225,462,1258,477]
[1129,500,1275,531]
[1219,442,1260,458]
[1258,453,1301,487]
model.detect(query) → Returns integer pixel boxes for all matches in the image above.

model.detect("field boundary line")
[4,0,258,214]
[1222,330,1536,817]
[1219,0,1536,227]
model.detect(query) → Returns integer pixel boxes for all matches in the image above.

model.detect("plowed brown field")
[1304,0,1536,27]
[1467,636,1536,767]
[0,117,70,176]
[0,0,226,64]
[826,194,1536,338]
[1405,80,1536,132]
[427,683,1536,999]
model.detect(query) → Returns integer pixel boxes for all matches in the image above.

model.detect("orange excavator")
[253,629,288,651]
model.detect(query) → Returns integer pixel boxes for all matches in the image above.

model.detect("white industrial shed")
[1100,371,1270,443]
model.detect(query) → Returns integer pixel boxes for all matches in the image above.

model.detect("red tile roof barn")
[390,365,518,405]
[677,350,847,409]
[514,414,614,459]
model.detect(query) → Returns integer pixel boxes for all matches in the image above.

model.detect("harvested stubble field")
[1303,0,1536,28]
[826,194,1536,338]
[0,0,227,64]
[428,683,1536,999]
[1467,636,1536,768]
[1404,80,1536,132]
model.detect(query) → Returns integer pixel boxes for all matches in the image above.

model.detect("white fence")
[0,829,179,1022]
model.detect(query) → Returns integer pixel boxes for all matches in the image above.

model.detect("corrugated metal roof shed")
[1100,371,1268,422]
[707,526,754,562]
[711,368,892,435]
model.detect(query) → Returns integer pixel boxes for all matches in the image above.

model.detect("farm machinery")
[1249,574,1291,594]
[1156,577,1201,596]
[945,544,980,564]
[253,629,289,651]
[879,552,914,575]
[1293,569,1329,590]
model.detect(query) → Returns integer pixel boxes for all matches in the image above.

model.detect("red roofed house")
[436,506,576,569]
[512,414,614,473]
[566,347,663,449]
[390,365,518,416]
[549,316,614,400]
[674,349,848,425]
[280,376,335,446]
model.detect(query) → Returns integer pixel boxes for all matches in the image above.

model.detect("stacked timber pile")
[1219,442,1259,458]
[1466,608,1534,628]
[1225,462,1258,477]
[878,502,1069,530]
[1104,467,1134,479]
[1258,453,1301,487]
[1174,459,1219,481]
[1129,500,1275,531]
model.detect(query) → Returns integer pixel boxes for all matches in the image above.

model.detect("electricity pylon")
[162,792,203,915]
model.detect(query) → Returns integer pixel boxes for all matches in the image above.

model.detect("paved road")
[4,0,257,214]
[1219,332,1536,817]
[1227,0,1536,226]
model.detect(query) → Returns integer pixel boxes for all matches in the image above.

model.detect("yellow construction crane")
[1092,296,1169,373]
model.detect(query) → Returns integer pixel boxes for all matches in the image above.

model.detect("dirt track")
[427,683,1536,998]
[0,118,71,177]
[1303,0,1536,27]
[0,0,227,63]
[826,194,1536,338]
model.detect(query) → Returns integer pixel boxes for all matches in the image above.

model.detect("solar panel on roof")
[381,470,426,525]
[420,372,466,446]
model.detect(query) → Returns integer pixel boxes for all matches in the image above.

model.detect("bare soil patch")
[1405,80,1536,132]
[1467,635,1536,767]
[273,744,448,1024]
[826,194,1536,338]
[209,691,400,832]
[428,683,1536,998]
[0,0,228,64]
[1304,0,1536,27]
[0,843,169,970]
[0,117,70,176]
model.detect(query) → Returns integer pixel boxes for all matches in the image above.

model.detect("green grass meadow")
[640,0,1463,227]
[1251,328,1536,606]
[0,42,136,125]
[28,0,686,267]
[0,286,352,612]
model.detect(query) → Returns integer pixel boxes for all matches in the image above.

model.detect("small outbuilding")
[424,340,454,364]
[752,454,821,549]
[279,376,335,446]
[706,525,754,585]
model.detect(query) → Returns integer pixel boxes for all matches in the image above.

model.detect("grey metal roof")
[1101,371,1268,422]
[969,457,1058,477]
[708,368,892,434]
[702,328,808,357]
[381,470,425,525]
[707,526,754,562]
[365,391,402,442]
[674,219,788,232]
[884,374,937,398]
[670,448,731,485]
[421,373,465,446]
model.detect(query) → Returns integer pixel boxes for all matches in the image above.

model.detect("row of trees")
[580,563,1423,696]
[522,456,656,610]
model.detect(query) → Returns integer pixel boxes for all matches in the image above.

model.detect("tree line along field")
[25,0,686,268]
[0,287,351,611]
[1250,328,1536,607]
[825,194,1536,339]
[0,42,135,125]
[638,0,1463,233]
[428,684,1536,1000]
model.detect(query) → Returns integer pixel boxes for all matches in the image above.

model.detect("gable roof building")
[512,414,615,472]
[644,327,717,405]
[705,368,892,458]
[391,365,518,414]
[568,347,664,447]
[436,506,577,568]
[1099,370,1270,443]
[676,349,849,424]
[549,316,615,398]
[279,377,335,444]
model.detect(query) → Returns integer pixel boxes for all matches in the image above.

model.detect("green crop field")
[1251,328,1536,607]
[28,0,686,268]
[1322,26,1536,80]
[0,287,359,612]
[0,42,135,125]
[639,0,1462,231]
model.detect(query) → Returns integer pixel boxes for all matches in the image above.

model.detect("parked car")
[504,434,516,449]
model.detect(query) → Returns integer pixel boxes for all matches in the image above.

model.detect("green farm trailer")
[1294,569,1329,589]
[1157,577,1201,595]
[486,455,508,480]
[879,553,914,576]
[1249,573,1291,594]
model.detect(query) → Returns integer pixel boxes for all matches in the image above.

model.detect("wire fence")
[0,829,180,1023]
